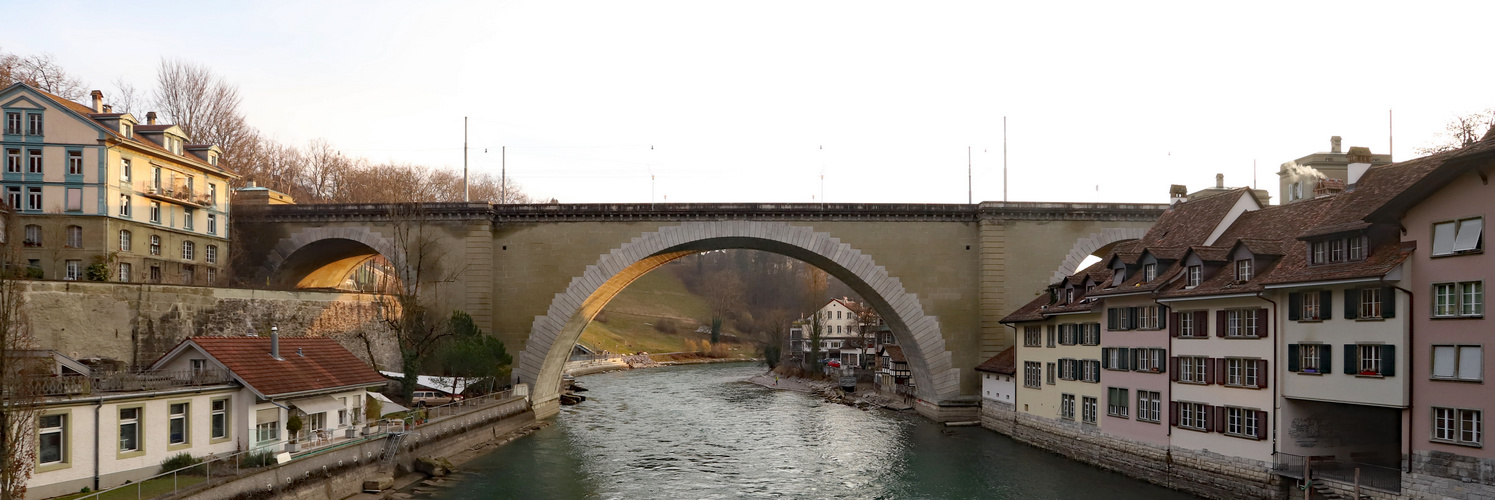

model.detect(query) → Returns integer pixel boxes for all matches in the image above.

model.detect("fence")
[1272,452,1402,493]
[10,368,234,397]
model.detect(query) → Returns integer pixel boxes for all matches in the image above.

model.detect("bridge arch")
[517,221,960,416]
[255,226,406,289]
[1048,227,1148,284]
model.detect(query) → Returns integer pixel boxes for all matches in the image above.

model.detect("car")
[411,391,461,407]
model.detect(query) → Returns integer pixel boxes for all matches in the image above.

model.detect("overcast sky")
[6,1,1492,204]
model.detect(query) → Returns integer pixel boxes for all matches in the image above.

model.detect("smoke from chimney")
[1280,161,1326,184]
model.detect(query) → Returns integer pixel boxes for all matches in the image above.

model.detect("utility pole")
[967,146,972,204]
[501,146,507,204]
[463,116,469,202]
[1003,116,1008,202]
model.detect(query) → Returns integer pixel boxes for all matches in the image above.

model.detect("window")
[1433,217,1484,256]
[149,201,161,223]
[3,149,16,173]
[65,225,81,248]
[6,186,19,209]
[1143,263,1156,282]
[1058,324,1075,346]
[1329,239,1345,262]
[1226,309,1261,337]
[1138,306,1161,330]
[65,187,81,211]
[1180,356,1207,384]
[1347,344,1395,377]
[1186,265,1201,287]
[1294,344,1327,374]
[24,224,40,246]
[1179,402,1207,431]
[207,213,217,235]
[149,265,161,282]
[27,149,41,173]
[1433,345,1482,382]
[255,408,280,444]
[184,208,194,230]
[1311,241,1327,264]
[121,158,132,182]
[152,166,162,189]
[1226,407,1260,438]
[118,262,131,282]
[1433,407,1482,446]
[26,187,41,210]
[119,194,131,217]
[66,150,82,175]
[149,235,161,255]
[1061,394,1075,420]
[211,399,229,440]
[1300,291,1323,321]
[1023,326,1041,347]
[182,264,194,284]
[1066,287,1075,304]
[123,123,133,137]
[1083,359,1100,383]
[119,230,131,251]
[1082,396,1098,424]
[169,403,189,445]
[209,183,217,206]
[1137,391,1161,423]
[1348,236,1365,261]
[3,112,18,134]
[1083,323,1100,346]
[1046,325,1055,348]
[1435,282,1484,318]
[64,260,81,281]
[26,113,41,135]
[1107,387,1129,418]
[119,407,141,452]
[38,414,65,465]
[1179,311,1198,337]
[1360,288,1383,318]
[1024,361,1042,388]
[1113,267,1125,283]
[1134,348,1164,372]
[1234,259,1252,281]
[1046,362,1055,385]
[1225,358,1261,387]
[1106,348,1125,371]
[206,244,218,264]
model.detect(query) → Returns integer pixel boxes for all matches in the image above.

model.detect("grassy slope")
[579,269,755,357]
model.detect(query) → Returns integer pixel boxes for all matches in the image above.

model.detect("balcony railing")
[139,181,212,207]
[8,368,235,398]
[1272,452,1401,493]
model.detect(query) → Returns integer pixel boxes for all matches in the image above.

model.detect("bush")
[160,452,202,474]
[242,450,276,468]
[24,266,42,279]
[285,414,304,441]
[593,310,611,324]
[654,318,680,334]
[365,394,383,422]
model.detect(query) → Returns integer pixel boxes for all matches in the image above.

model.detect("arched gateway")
[516,221,962,416]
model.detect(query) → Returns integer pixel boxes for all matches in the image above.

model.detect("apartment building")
[1008,265,1108,427]
[0,83,236,285]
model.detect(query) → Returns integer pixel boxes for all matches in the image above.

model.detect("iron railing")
[11,368,234,398]
[1272,452,1401,493]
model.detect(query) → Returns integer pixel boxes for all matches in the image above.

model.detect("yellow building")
[1,83,237,284]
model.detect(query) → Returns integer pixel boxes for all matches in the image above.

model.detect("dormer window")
[1349,236,1365,260]
[1234,259,1252,282]
[1143,263,1157,283]
[1114,267,1125,283]
[1311,241,1327,264]
[1066,288,1075,304]
[208,153,218,166]
[1186,265,1202,288]
[1329,240,1345,261]
[122,123,133,137]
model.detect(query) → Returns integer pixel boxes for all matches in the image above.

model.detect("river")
[425,362,1193,499]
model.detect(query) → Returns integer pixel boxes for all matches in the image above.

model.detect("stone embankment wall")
[22,281,399,369]
[980,398,1286,500]
[184,398,533,500]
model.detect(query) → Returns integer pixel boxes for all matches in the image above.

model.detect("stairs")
[1305,481,1362,500]
[379,432,408,471]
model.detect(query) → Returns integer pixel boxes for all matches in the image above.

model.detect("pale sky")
[5,1,1492,204]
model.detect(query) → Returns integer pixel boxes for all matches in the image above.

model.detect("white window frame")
[1179,402,1207,431]
[1348,236,1365,260]
[1061,394,1075,420]
[1225,358,1258,387]
[118,262,131,282]
[1360,288,1383,319]
[1235,259,1252,281]
[1433,217,1484,256]
[183,240,195,260]
[64,260,82,281]
[1137,391,1161,423]
[211,399,229,440]
[120,230,131,252]
[26,187,41,211]
[1225,407,1259,438]
[169,403,189,445]
[1432,345,1482,382]
[1181,356,1207,384]
[1082,396,1098,424]
[1358,344,1384,376]
[1143,263,1156,282]
[150,201,161,223]
[1433,407,1482,446]
[1186,265,1201,288]
[150,235,161,256]
[119,407,141,452]
[1301,344,1322,374]
[1107,387,1129,418]
[38,413,66,465]
[1024,361,1041,388]
[66,150,82,175]
[28,149,41,174]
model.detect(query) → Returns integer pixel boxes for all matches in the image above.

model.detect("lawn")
[50,473,207,500]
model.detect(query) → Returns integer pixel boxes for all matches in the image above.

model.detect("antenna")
[1003,116,1008,202]
[967,146,972,204]
[500,146,506,204]
[463,116,469,202]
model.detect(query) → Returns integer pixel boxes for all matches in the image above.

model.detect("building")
[0,83,237,285]
[790,298,882,369]
[23,332,385,498]
[876,344,913,398]
[1278,136,1393,204]
[976,347,1016,408]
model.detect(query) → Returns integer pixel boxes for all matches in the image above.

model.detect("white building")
[976,347,1017,408]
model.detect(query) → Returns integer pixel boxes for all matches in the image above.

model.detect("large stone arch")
[517,221,960,417]
[255,226,405,289]
[1048,227,1148,285]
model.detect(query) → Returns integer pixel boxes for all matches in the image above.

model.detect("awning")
[288,395,344,415]
[368,392,409,416]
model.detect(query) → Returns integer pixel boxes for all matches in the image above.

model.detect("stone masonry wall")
[21,281,400,370]
[981,400,1287,500]
[1401,451,1495,499]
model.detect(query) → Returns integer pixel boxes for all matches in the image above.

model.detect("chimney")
[1347,146,1374,186]
[146,112,157,125]
[102,104,112,113]
[1331,136,1342,154]
[1169,184,1188,204]
[270,326,281,360]
[1215,173,1224,189]
[90,90,103,113]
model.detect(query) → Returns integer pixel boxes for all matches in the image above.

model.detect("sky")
[5,1,1493,205]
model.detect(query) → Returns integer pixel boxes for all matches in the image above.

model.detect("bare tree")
[108,77,146,115]
[152,59,257,172]
[0,205,40,500]
[377,204,464,400]
[704,269,744,344]
[1418,109,1495,155]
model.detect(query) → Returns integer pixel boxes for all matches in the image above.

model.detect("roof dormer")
[186,144,223,167]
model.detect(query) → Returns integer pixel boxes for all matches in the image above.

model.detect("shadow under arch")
[256,226,408,290]
[517,221,960,419]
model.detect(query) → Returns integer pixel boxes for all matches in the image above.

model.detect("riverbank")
[745,372,913,411]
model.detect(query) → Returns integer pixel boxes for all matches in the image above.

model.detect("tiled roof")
[975,347,1016,375]
[20,85,239,178]
[1367,135,1495,223]
[176,337,386,398]
[1001,260,1110,322]
[1156,196,1340,298]
[1297,147,1475,239]
[1258,241,1413,286]
[1138,190,1251,247]
[881,345,907,363]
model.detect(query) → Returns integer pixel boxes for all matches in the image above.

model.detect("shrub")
[242,450,276,468]
[654,318,680,334]
[365,394,383,422]
[593,310,610,324]
[285,414,304,441]
[24,266,42,279]
[160,452,202,474]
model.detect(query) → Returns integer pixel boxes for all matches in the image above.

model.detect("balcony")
[7,368,235,398]
[139,181,212,208]
[1272,452,1401,493]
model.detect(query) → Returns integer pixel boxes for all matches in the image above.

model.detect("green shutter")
[1344,289,1358,320]
[1119,347,1131,370]
[1382,345,1396,376]
[1128,307,1139,330]
[1344,344,1358,375]
[1320,345,1332,374]
[1383,287,1397,319]
[1107,308,1117,330]
[1287,344,1300,372]
[1320,290,1333,319]
[1288,293,1301,321]
[1102,349,1111,370]
[1155,349,1167,373]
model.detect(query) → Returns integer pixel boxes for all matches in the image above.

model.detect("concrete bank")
[181,398,533,500]
[980,400,1287,500]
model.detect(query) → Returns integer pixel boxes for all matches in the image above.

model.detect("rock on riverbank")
[746,373,912,411]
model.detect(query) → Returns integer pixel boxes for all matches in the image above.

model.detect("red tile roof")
[170,337,386,398]
[1137,190,1252,247]
[880,345,907,363]
[975,347,1016,375]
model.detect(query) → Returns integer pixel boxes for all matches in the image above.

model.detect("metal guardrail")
[1272,452,1401,493]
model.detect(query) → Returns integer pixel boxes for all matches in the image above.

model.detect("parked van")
[411,391,460,407]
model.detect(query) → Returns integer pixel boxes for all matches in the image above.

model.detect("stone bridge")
[233,202,1166,420]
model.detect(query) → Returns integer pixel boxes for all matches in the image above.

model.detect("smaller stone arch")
[255,226,405,289]
[1049,227,1147,284]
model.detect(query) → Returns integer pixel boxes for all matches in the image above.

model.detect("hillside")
[579,269,756,357]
